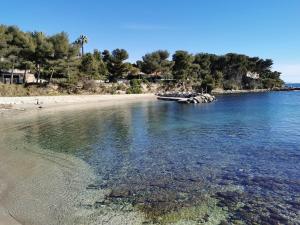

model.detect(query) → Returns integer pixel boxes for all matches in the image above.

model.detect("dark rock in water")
[196,161,204,165]
[80,203,93,209]
[188,177,201,182]
[269,213,289,224]
[215,191,243,205]
[286,200,300,210]
[148,180,170,189]
[203,213,210,222]
[86,184,99,190]
[219,220,230,225]
[260,215,281,225]
[109,188,131,198]
[94,200,108,208]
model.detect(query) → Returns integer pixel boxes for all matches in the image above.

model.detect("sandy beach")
[0,94,156,114]
[0,94,155,225]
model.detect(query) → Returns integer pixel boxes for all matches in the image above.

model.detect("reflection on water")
[3,92,300,224]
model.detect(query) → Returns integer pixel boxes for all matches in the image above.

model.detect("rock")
[86,184,99,190]
[219,221,230,225]
[158,92,216,104]
[188,97,194,103]
[116,90,126,94]
[109,188,131,198]
[193,97,203,103]
[94,200,108,208]
[203,213,210,222]
[178,99,189,104]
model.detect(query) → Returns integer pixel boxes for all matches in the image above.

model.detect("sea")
[2,91,300,224]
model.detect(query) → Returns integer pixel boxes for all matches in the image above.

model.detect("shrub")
[201,75,215,93]
[82,80,97,92]
[223,80,240,90]
[262,78,283,89]
[127,79,142,94]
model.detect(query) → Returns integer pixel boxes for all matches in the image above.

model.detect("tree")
[140,50,173,77]
[43,32,77,83]
[31,31,54,82]
[63,50,81,83]
[124,63,141,80]
[49,32,70,59]
[0,25,7,57]
[75,35,88,57]
[261,71,283,88]
[78,50,108,80]
[172,51,196,90]
[8,55,18,84]
[102,50,111,63]
[5,44,21,84]
[93,49,108,79]
[201,74,215,93]
[172,51,194,80]
[107,48,129,81]
[213,70,223,88]
[80,53,99,79]
[1,26,33,83]
[44,58,64,82]
[0,24,284,90]
[194,53,212,79]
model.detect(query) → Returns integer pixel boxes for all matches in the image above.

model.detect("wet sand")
[0,129,95,225]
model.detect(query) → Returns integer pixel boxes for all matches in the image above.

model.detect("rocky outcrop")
[157,92,216,104]
[193,94,216,103]
[156,91,197,98]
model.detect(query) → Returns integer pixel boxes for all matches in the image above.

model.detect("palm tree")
[75,35,88,57]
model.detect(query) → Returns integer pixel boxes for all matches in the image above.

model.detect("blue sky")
[1,0,300,82]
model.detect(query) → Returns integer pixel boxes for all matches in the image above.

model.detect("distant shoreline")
[1,88,299,116]
[212,87,300,94]
[211,88,270,94]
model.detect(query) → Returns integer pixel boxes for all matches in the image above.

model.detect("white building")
[246,72,260,79]
[0,69,36,84]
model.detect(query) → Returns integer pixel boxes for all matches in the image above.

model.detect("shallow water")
[2,92,300,224]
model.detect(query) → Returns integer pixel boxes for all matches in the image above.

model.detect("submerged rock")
[109,188,131,198]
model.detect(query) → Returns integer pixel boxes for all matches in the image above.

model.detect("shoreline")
[211,88,271,95]
[0,94,157,117]
[212,88,300,95]
[0,129,96,225]
[0,95,155,225]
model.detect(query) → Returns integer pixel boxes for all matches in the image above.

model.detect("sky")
[1,0,300,82]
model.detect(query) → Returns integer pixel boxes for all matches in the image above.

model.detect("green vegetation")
[127,79,142,94]
[0,24,284,95]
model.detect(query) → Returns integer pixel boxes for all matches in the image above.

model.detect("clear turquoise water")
[7,92,300,223]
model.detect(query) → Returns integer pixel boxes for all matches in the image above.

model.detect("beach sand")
[0,94,155,225]
[0,94,156,112]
